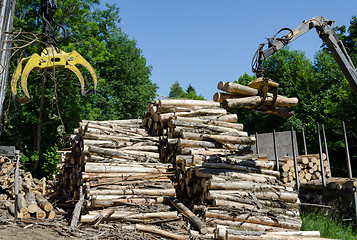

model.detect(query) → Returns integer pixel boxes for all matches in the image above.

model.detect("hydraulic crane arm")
[252,15,357,93]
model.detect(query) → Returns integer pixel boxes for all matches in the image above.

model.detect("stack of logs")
[0,155,55,219]
[279,154,331,186]
[57,119,183,228]
[144,99,238,136]
[214,81,299,118]
[155,99,302,232]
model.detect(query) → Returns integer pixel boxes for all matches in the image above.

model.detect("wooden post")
[291,127,299,191]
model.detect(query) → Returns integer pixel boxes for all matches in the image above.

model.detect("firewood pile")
[279,154,331,187]
[154,99,303,232]
[214,81,298,118]
[0,155,55,220]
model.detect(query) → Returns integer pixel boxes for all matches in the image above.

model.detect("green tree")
[185,84,205,100]
[169,81,186,99]
[168,82,204,100]
[2,1,157,177]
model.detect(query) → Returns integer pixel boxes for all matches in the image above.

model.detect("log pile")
[155,99,302,232]
[300,177,357,191]
[143,99,237,136]
[279,154,331,186]
[56,119,190,236]
[0,155,55,219]
[214,81,298,118]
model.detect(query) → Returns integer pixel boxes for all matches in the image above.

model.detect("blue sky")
[101,0,357,100]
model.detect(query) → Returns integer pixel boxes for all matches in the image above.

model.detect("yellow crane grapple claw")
[10,46,97,103]
[247,77,279,108]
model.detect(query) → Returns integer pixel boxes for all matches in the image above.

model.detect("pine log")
[222,82,259,96]
[81,211,178,223]
[25,192,38,213]
[180,132,256,145]
[213,92,241,103]
[82,119,142,125]
[135,224,188,240]
[169,120,247,136]
[174,116,243,130]
[201,162,280,177]
[91,197,164,207]
[84,164,167,174]
[88,188,175,196]
[220,229,322,240]
[46,210,56,219]
[17,193,28,214]
[207,180,294,193]
[159,99,220,108]
[195,167,277,182]
[35,193,53,212]
[170,198,208,234]
[209,201,299,217]
[207,218,291,232]
[222,96,298,109]
[177,139,217,148]
[205,210,301,229]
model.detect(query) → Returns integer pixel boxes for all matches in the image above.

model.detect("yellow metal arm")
[11,46,97,103]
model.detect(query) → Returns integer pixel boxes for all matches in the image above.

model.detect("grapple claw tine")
[20,54,42,101]
[67,51,97,91]
[64,65,85,96]
[11,54,41,103]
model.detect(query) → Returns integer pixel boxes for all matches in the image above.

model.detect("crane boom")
[252,15,357,93]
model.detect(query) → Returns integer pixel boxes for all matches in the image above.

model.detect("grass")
[301,210,357,239]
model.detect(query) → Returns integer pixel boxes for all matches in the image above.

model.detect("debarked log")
[222,96,298,109]
[207,190,298,204]
[180,132,255,145]
[169,120,247,136]
[88,188,175,196]
[173,116,243,131]
[207,180,294,193]
[84,164,168,174]
[159,99,220,108]
[201,162,280,177]
[135,224,189,240]
[206,218,292,232]
[81,211,178,223]
[205,210,301,230]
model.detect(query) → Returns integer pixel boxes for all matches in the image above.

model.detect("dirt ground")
[0,220,167,240]
[0,202,189,240]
